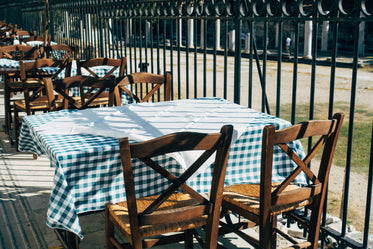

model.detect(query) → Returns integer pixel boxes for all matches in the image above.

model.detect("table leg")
[54,229,81,249]
[3,74,11,136]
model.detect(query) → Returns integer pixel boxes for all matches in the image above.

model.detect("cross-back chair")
[113,72,171,106]
[220,113,344,249]
[1,44,40,138]
[15,30,34,38]
[105,125,233,249]
[76,57,126,107]
[49,74,117,110]
[43,44,79,61]
[13,58,72,146]
[21,35,51,46]
[0,44,39,60]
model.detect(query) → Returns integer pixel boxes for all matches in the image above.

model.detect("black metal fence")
[1,0,373,248]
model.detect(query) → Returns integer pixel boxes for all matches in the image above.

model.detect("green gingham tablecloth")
[18,97,306,239]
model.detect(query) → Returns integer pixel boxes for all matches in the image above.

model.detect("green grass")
[274,102,372,175]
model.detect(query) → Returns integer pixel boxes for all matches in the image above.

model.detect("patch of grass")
[327,191,370,233]
[274,102,372,175]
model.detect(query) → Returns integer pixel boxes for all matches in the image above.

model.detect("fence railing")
[1,0,373,248]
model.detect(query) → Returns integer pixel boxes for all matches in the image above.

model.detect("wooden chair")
[113,72,171,106]
[13,58,72,145]
[0,44,39,60]
[220,113,344,249]
[21,35,51,46]
[15,30,34,39]
[105,125,233,249]
[1,45,42,138]
[76,57,126,107]
[49,75,117,110]
[42,44,79,61]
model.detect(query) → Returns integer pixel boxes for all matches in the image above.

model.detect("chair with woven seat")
[13,58,72,146]
[105,124,233,249]
[76,57,126,107]
[0,44,42,138]
[220,113,344,249]
[113,71,171,105]
[0,44,39,60]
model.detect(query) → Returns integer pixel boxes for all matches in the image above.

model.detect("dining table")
[18,97,306,240]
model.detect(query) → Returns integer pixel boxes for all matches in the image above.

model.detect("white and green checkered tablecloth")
[18,97,306,239]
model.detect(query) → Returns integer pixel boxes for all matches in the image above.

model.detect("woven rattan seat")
[223,183,311,216]
[107,193,208,241]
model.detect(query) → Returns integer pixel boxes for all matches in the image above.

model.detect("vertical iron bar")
[186,17,190,99]
[170,19,174,100]
[156,18,160,74]
[363,123,373,248]
[248,19,253,108]
[203,19,207,97]
[194,18,197,98]
[276,21,283,117]
[163,18,167,75]
[309,18,318,122]
[223,19,228,100]
[213,18,217,97]
[328,20,339,119]
[307,17,318,168]
[291,21,299,125]
[99,0,104,57]
[341,19,360,238]
[177,18,181,99]
[139,18,143,72]
[233,5,241,104]
[261,20,268,113]
[134,18,138,72]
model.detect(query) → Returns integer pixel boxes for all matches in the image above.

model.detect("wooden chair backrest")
[0,44,39,60]
[261,113,344,212]
[43,44,79,61]
[119,124,233,245]
[77,57,126,79]
[19,59,71,113]
[21,35,51,45]
[45,75,117,110]
[20,58,71,81]
[15,30,33,37]
[114,71,172,105]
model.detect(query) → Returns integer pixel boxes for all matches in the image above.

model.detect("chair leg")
[13,108,20,150]
[105,205,115,249]
[184,229,194,249]
[260,214,276,249]
[271,215,277,249]
[307,199,323,249]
